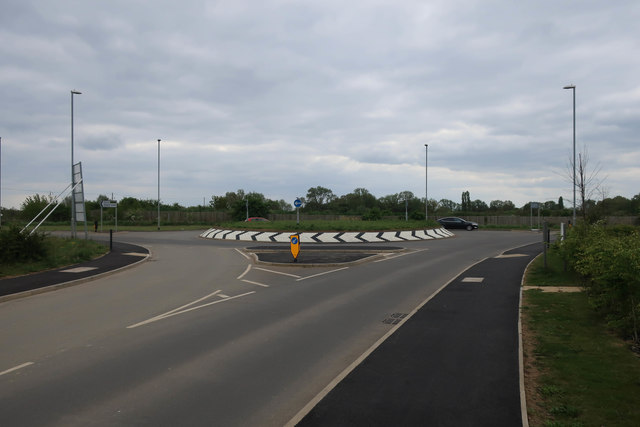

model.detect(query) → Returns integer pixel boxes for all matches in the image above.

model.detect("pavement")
[1,234,541,426]
[0,241,149,302]
[293,242,542,427]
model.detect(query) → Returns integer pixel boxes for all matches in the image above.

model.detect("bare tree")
[565,145,606,222]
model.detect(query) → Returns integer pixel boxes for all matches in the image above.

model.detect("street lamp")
[425,144,429,221]
[563,84,576,226]
[157,139,161,230]
[0,136,2,230]
[71,90,81,238]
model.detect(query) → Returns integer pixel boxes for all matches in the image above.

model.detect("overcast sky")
[1,0,639,211]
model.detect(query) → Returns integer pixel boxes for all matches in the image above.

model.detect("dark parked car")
[437,217,478,231]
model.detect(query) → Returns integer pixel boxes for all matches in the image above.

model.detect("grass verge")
[522,250,640,426]
[0,236,108,278]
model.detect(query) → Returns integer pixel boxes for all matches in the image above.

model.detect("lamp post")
[157,139,161,230]
[71,90,81,238]
[0,136,2,230]
[563,85,576,226]
[424,143,429,221]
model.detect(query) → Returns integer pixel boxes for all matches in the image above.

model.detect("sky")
[1,0,639,211]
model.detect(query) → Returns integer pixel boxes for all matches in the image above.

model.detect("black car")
[437,217,478,231]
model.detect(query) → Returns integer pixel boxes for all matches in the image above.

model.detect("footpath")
[0,241,149,302]
[293,242,542,427]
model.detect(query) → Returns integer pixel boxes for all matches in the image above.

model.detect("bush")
[0,226,48,263]
[362,207,383,221]
[558,222,640,344]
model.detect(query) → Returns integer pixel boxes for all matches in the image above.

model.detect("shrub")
[558,222,640,344]
[0,226,47,263]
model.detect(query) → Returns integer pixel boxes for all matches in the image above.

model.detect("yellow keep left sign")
[290,234,300,262]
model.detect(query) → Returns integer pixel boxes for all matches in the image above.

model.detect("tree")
[471,199,488,212]
[305,186,336,211]
[565,145,605,222]
[438,199,459,213]
[461,191,471,212]
[21,194,69,222]
[489,200,516,212]
[230,192,269,220]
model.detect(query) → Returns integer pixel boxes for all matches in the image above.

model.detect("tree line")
[5,187,638,224]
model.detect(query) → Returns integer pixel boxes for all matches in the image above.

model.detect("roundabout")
[199,227,454,243]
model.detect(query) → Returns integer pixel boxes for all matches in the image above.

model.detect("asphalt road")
[0,230,540,426]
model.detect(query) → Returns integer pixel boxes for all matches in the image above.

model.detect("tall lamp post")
[424,143,429,221]
[563,85,576,226]
[0,136,2,230]
[157,139,161,230]
[71,90,81,238]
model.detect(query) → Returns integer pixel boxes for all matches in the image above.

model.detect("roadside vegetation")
[214,219,441,232]
[0,226,108,278]
[522,223,640,426]
[3,187,638,230]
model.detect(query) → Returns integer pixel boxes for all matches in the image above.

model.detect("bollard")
[110,229,113,252]
[543,222,548,269]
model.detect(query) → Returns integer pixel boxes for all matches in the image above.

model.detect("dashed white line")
[296,267,349,282]
[1,362,34,377]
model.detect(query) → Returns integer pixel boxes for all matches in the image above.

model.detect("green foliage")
[0,226,47,263]
[0,232,108,278]
[525,291,640,427]
[230,192,270,221]
[558,222,640,343]
[362,207,382,221]
[20,194,70,222]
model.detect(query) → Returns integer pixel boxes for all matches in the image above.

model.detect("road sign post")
[290,234,300,263]
[101,200,118,232]
[294,198,302,225]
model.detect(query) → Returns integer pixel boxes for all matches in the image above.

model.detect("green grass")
[525,247,581,288]
[0,236,108,278]
[523,249,640,426]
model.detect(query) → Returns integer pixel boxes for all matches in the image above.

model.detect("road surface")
[0,230,539,426]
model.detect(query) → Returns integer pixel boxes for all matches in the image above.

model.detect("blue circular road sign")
[294,198,302,208]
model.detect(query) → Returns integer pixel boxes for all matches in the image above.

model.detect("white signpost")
[101,200,118,232]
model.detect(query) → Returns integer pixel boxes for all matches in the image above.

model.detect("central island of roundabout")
[200,227,455,266]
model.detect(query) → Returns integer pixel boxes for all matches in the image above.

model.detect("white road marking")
[237,264,252,280]
[462,277,485,283]
[235,248,251,260]
[374,249,427,263]
[127,291,256,328]
[61,267,98,273]
[254,267,302,279]
[296,267,349,282]
[495,253,529,258]
[242,279,269,288]
[0,362,34,377]
[218,294,230,298]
